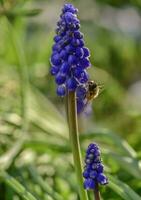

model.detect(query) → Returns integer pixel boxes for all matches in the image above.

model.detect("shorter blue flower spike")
[83,143,108,190]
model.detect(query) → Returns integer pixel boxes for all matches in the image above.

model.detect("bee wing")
[77,99,93,115]
[96,82,104,94]
[98,83,104,89]
[83,101,93,116]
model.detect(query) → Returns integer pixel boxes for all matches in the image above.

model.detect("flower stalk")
[67,91,88,200]
[94,182,101,200]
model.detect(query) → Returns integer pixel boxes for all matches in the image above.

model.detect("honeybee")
[86,80,102,101]
[76,80,103,114]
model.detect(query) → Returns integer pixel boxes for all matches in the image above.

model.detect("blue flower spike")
[50,3,91,112]
[83,143,108,190]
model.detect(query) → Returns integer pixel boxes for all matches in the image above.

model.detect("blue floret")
[57,85,66,96]
[84,178,95,190]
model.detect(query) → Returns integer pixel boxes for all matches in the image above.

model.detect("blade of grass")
[0,172,38,200]
[28,166,64,200]
[103,151,141,179]
[108,175,141,200]
[28,87,68,138]
[0,135,26,170]
[80,129,137,158]
[6,17,29,133]
[5,8,42,18]
[25,139,70,154]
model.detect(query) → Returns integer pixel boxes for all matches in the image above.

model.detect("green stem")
[94,182,101,200]
[67,91,88,200]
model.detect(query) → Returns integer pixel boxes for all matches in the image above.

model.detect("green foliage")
[0,0,141,200]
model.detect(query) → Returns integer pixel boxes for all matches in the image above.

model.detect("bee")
[76,80,103,114]
[86,80,103,101]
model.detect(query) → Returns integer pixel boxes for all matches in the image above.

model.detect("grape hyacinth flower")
[50,4,96,200]
[50,3,91,113]
[83,143,108,199]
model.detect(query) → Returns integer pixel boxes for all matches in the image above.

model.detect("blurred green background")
[0,0,141,199]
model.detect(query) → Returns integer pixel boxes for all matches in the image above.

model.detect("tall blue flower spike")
[83,143,108,190]
[50,3,91,113]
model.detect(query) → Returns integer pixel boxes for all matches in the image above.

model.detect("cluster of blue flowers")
[50,4,91,113]
[83,143,108,190]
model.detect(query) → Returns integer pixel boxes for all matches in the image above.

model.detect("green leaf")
[0,172,38,200]
[25,138,70,154]
[0,135,26,170]
[28,166,64,200]
[3,9,42,18]
[28,87,68,138]
[81,130,141,178]
[0,0,4,5]
[18,9,42,17]
[81,129,137,158]
[104,151,141,179]
[108,175,141,200]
